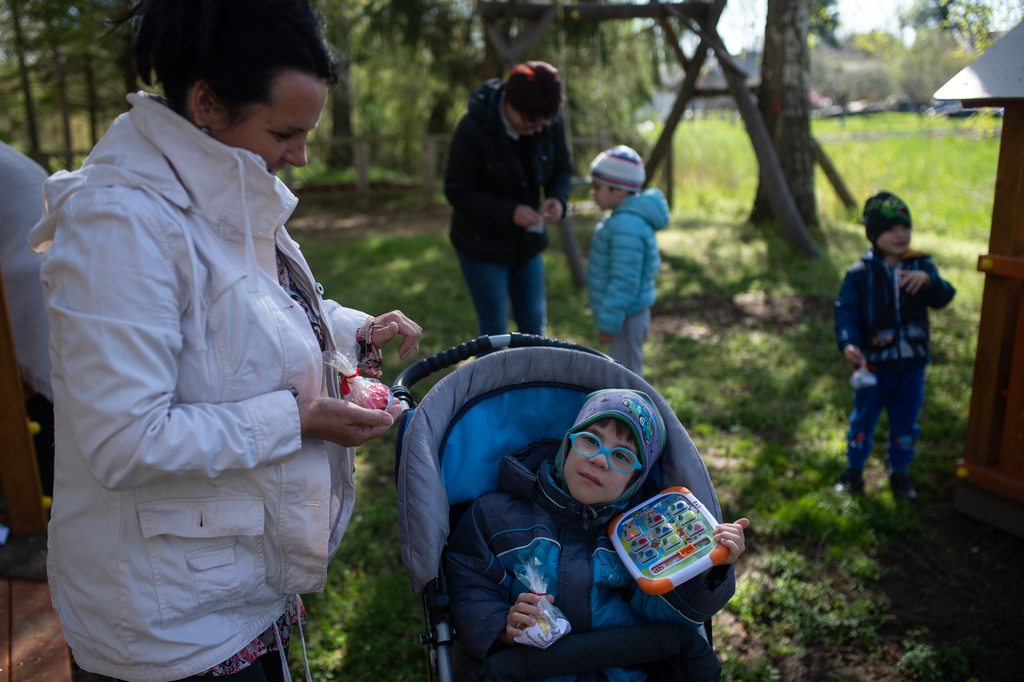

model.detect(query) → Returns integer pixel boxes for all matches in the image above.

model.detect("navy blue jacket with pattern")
[834,248,956,373]
[443,440,734,682]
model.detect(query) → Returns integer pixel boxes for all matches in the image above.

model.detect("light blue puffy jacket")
[586,189,669,334]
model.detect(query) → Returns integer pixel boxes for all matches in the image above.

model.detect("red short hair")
[504,61,563,120]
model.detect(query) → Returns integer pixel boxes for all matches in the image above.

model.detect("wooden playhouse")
[934,21,1024,538]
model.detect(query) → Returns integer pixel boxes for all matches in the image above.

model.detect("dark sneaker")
[889,471,919,503]
[835,467,864,495]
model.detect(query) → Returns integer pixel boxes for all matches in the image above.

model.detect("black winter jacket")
[444,79,574,267]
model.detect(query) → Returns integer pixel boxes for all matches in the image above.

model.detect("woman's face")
[502,100,553,136]
[202,69,328,173]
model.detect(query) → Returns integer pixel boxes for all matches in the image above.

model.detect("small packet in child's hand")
[512,556,571,649]
[322,349,395,411]
[850,364,877,390]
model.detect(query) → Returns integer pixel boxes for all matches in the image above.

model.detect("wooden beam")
[964,102,1024,469]
[478,1,709,22]
[654,7,689,70]
[0,263,47,537]
[669,7,819,258]
[484,5,558,68]
[811,137,857,210]
[644,41,707,181]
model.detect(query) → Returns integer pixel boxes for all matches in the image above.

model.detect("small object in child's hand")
[322,349,395,411]
[512,552,571,649]
[850,365,877,390]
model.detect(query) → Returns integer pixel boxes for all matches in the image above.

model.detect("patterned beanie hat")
[555,388,666,506]
[589,145,645,193]
[864,191,911,243]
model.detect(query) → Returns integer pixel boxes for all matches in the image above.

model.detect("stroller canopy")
[396,346,721,595]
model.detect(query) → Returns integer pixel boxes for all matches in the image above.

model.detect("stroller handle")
[391,333,612,409]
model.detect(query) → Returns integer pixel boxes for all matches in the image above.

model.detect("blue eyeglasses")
[568,431,642,473]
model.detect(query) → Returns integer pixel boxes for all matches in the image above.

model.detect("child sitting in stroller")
[444,389,748,681]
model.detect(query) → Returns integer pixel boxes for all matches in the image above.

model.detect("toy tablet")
[608,486,729,595]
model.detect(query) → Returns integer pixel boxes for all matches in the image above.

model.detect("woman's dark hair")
[122,0,337,119]
[504,61,563,120]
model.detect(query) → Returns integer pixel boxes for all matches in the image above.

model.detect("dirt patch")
[650,292,833,342]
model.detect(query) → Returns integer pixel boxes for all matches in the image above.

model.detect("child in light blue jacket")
[586,146,669,376]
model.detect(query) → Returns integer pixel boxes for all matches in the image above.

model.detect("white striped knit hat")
[589,145,645,192]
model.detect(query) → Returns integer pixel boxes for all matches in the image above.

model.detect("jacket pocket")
[137,497,267,628]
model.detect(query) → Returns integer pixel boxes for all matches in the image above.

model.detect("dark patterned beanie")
[864,191,911,243]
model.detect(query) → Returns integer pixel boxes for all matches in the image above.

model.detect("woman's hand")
[501,592,554,645]
[297,397,401,447]
[540,198,564,222]
[512,204,544,229]
[371,311,422,360]
[714,518,749,565]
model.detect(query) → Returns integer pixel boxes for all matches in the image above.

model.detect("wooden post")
[557,215,586,288]
[0,264,47,537]
[811,137,857,210]
[423,136,437,197]
[665,135,674,209]
[353,138,369,210]
[964,103,1024,469]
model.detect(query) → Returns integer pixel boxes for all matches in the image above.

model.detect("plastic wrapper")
[512,549,571,649]
[850,365,878,390]
[322,348,395,411]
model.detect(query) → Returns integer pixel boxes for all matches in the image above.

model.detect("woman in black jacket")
[445,62,573,337]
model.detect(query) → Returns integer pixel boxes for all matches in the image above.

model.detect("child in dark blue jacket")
[444,389,748,682]
[834,191,956,502]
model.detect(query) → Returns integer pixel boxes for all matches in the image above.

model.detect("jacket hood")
[29,92,299,353]
[615,189,669,232]
[554,389,666,507]
[466,79,504,131]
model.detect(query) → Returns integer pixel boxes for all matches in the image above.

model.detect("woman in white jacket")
[27,2,421,680]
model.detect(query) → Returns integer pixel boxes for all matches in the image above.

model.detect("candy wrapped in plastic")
[322,348,395,411]
[512,549,571,649]
[850,364,878,390]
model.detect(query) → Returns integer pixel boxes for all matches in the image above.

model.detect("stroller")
[392,334,726,681]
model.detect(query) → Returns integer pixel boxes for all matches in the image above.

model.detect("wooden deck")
[0,579,71,682]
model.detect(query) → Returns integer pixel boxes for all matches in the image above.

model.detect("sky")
[717,0,914,53]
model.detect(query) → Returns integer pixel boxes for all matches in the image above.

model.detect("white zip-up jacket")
[28,93,366,681]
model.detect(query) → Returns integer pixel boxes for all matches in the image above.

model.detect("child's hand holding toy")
[713,518,749,565]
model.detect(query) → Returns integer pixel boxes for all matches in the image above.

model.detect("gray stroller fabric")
[396,346,721,595]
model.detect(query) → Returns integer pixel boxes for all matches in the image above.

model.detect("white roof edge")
[934,20,1024,101]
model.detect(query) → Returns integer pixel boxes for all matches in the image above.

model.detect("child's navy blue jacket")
[835,248,956,372]
[444,440,733,681]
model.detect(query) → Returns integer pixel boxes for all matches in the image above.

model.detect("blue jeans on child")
[845,367,925,473]
[456,250,546,337]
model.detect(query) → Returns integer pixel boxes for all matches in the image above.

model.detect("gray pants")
[607,308,651,377]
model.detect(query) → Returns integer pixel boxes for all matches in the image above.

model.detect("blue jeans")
[456,250,547,337]
[845,367,925,473]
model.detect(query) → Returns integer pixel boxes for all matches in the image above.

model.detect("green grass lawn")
[291,113,1014,681]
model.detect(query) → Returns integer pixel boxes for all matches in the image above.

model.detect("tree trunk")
[9,0,41,162]
[119,12,138,97]
[48,26,74,169]
[750,0,816,227]
[84,51,99,148]
[328,57,353,168]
